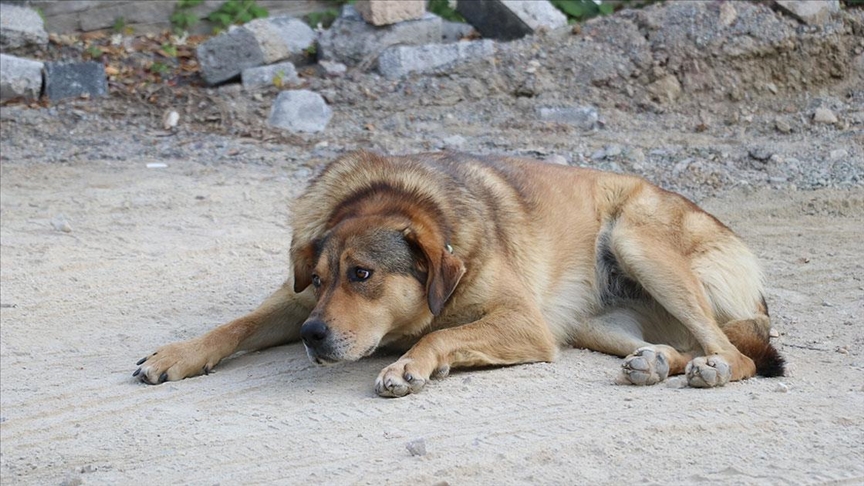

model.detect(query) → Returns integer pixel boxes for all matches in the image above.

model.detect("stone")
[718,2,737,27]
[268,90,332,133]
[242,61,299,90]
[241,16,316,63]
[405,438,427,457]
[442,20,476,43]
[44,62,107,101]
[354,0,426,26]
[197,28,265,85]
[319,60,347,78]
[749,146,774,162]
[319,6,442,67]
[536,105,599,131]
[378,40,495,79]
[0,3,48,50]
[812,107,838,124]
[647,75,682,104]
[775,118,792,133]
[775,0,840,26]
[456,0,567,41]
[0,54,43,100]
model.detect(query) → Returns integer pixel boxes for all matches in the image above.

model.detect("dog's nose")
[300,320,329,345]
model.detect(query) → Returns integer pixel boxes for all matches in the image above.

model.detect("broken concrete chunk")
[318,5,442,67]
[457,0,567,41]
[378,39,495,79]
[0,54,43,100]
[197,28,265,85]
[0,3,48,50]
[44,62,107,101]
[197,16,314,86]
[536,105,599,130]
[242,61,299,90]
[268,90,332,133]
[775,0,840,26]
[242,16,316,63]
[354,0,426,26]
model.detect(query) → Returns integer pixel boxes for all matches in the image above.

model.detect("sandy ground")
[1,156,862,485]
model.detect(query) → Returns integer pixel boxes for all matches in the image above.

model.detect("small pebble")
[146,163,168,169]
[406,438,427,457]
[812,107,838,124]
[51,215,72,233]
[775,382,789,393]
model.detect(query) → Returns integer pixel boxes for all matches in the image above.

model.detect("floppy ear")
[290,240,317,293]
[404,228,466,316]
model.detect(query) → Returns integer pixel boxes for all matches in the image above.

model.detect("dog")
[134,150,784,396]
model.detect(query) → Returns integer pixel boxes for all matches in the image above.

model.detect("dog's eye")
[353,268,372,282]
[312,274,321,288]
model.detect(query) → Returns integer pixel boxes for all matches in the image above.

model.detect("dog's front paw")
[374,359,432,398]
[133,339,219,385]
[619,346,670,386]
[685,355,731,388]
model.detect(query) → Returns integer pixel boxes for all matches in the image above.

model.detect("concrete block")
[268,90,332,133]
[354,0,425,26]
[456,0,566,41]
[536,105,598,130]
[44,62,107,101]
[242,16,316,63]
[197,16,314,85]
[242,61,299,90]
[197,27,265,85]
[775,0,840,26]
[378,39,495,78]
[319,5,442,67]
[0,54,43,100]
[0,3,49,49]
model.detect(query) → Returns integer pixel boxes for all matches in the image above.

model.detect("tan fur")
[134,151,783,394]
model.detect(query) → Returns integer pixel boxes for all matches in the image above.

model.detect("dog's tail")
[722,313,785,377]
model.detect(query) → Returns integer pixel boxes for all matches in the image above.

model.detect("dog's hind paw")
[375,359,429,398]
[685,355,731,388]
[618,347,670,386]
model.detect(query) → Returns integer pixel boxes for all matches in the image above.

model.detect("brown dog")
[134,151,784,396]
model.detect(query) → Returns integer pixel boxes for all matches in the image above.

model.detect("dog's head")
[291,216,465,364]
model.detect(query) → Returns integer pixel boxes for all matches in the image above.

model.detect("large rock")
[0,3,49,50]
[44,62,107,101]
[456,0,566,41]
[354,0,426,26]
[775,0,840,26]
[197,28,265,85]
[242,61,299,90]
[0,54,43,100]
[240,16,316,63]
[378,40,495,79]
[268,90,332,133]
[319,5,442,67]
[197,16,315,86]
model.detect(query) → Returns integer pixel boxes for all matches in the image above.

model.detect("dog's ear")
[290,239,317,293]
[404,228,466,316]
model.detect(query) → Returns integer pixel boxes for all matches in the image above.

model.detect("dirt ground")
[2,1,864,484]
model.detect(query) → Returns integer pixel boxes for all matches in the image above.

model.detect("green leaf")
[249,5,268,18]
[598,2,615,15]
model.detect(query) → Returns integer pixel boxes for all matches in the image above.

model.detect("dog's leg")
[375,299,557,397]
[611,227,756,388]
[576,308,693,386]
[134,282,314,384]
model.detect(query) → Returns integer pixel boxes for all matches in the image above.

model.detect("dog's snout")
[301,320,329,345]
